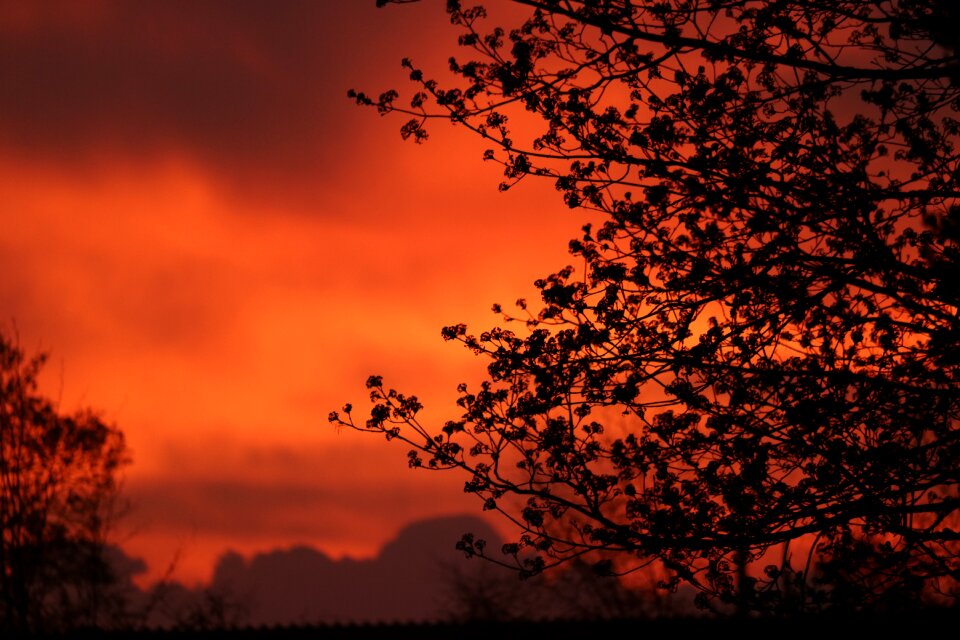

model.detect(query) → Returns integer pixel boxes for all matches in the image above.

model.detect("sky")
[0,0,585,586]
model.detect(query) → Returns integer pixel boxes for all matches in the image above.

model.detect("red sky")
[0,0,584,585]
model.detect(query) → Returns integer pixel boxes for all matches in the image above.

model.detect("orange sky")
[0,0,585,584]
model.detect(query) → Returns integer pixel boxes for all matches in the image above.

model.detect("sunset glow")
[1,0,577,585]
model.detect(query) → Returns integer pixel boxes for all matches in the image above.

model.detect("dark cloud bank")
[112,514,681,627]
[115,515,502,626]
[209,515,502,625]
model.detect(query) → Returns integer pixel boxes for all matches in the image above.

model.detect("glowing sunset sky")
[0,0,583,584]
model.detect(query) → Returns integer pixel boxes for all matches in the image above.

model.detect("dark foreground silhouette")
[34,608,960,640]
[26,514,956,634]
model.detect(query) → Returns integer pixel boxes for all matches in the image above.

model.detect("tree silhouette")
[440,554,686,622]
[333,0,960,613]
[0,330,129,633]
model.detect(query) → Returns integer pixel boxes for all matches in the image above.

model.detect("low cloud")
[208,514,503,625]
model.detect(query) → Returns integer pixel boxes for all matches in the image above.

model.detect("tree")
[333,0,960,614]
[439,554,688,622]
[0,330,129,633]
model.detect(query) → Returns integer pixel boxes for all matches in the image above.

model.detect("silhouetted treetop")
[1,331,129,633]
[336,0,960,614]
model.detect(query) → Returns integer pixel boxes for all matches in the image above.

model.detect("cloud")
[124,446,480,540]
[117,439,496,585]
[116,514,676,626]
[0,0,456,210]
[207,514,504,624]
